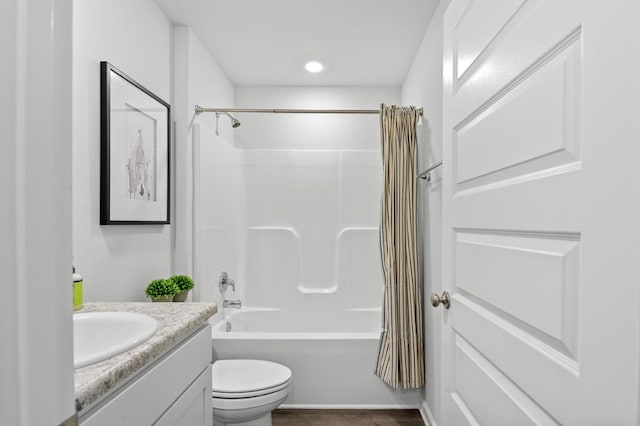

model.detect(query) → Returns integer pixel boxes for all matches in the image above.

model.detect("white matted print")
[124,106,157,201]
[100,62,170,224]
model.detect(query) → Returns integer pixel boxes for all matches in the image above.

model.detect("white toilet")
[211,359,292,426]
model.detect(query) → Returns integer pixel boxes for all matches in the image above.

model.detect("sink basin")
[73,312,158,369]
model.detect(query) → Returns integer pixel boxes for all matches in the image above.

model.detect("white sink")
[73,312,158,369]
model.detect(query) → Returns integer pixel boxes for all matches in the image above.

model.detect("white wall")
[173,27,236,312]
[235,86,398,150]
[1,0,75,423]
[72,0,173,301]
[400,0,451,423]
[199,86,398,317]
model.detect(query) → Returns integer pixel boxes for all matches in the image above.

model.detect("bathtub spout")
[223,299,242,309]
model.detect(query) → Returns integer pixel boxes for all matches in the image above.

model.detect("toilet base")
[212,412,271,426]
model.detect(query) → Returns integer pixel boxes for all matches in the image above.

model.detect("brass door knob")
[431,291,450,309]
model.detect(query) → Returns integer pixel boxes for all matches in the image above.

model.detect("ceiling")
[154,0,439,86]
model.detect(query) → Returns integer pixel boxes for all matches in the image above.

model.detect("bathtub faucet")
[219,271,235,294]
[223,299,242,309]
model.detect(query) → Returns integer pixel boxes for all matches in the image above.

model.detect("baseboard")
[279,404,420,410]
[419,400,437,426]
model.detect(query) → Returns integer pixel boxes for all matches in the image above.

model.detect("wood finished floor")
[272,409,425,426]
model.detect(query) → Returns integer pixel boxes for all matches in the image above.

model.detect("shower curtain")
[375,104,424,389]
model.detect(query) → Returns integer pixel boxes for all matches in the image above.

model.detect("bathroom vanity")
[74,302,216,426]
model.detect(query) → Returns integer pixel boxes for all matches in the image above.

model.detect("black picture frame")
[100,61,171,225]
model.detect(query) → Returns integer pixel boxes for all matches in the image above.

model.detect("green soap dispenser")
[73,266,83,311]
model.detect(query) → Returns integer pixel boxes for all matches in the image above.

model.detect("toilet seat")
[212,359,292,399]
[211,381,292,411]
[213,378,292,399]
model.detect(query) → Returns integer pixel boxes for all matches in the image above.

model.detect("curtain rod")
[194,105,423,116]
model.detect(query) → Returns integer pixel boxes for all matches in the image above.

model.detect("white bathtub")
[210,307,420,408]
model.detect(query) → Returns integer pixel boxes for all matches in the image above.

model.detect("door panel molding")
[441,0,640,423]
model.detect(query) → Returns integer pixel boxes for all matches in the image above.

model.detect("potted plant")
[145,278,179,302]
[170,275,194,302]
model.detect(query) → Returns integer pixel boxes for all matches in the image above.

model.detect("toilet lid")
[212,359,292,395]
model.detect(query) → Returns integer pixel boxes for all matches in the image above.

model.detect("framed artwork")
[100,61,170,225]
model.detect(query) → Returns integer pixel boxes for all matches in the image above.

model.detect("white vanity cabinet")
[80,325,212,426]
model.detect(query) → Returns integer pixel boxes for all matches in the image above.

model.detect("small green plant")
[145,278,180,299]
[169,275,194,292]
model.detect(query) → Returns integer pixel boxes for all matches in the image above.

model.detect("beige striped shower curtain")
[374,104,424,389]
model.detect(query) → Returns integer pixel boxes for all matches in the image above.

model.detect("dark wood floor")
[272,409,425,426]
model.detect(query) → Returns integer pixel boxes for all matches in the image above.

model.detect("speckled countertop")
[74,302,217,414]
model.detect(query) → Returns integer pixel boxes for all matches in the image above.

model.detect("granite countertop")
[74,302,217,414]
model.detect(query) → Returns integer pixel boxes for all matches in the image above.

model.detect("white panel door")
[0,0,75,425]
[440,0,640,424]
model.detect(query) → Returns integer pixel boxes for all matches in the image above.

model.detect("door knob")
[431,291,450,309]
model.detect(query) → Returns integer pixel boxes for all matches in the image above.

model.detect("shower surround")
[198,138,384,312]
[193,86,420,407]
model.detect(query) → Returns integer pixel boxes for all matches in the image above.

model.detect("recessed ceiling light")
[305,61,324,73]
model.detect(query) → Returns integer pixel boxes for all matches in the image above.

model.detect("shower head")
[223,112,241,128]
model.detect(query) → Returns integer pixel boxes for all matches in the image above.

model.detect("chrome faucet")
[219,271,241,309]
[218,271,235,294]
[223,299,242,309]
